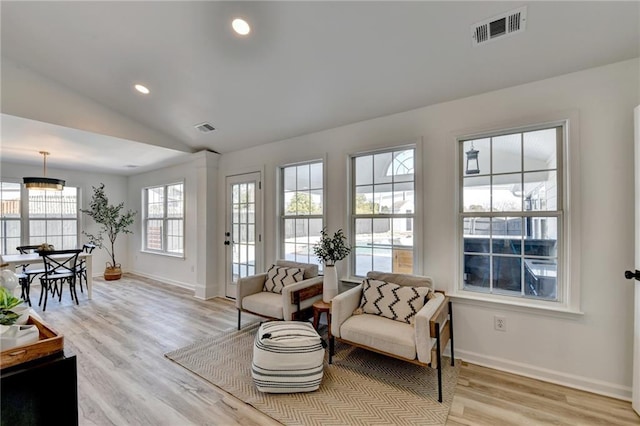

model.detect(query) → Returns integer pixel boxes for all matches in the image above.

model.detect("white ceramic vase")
[0,269,19,292]
[323,265,339,302]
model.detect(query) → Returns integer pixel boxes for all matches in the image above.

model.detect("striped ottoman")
[252,321,325,393]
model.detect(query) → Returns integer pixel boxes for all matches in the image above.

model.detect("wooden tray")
[1,316,64,370]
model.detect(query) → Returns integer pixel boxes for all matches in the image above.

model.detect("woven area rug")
[165,323,459,426]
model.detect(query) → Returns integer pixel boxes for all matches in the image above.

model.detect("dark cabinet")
[1,351,78,426]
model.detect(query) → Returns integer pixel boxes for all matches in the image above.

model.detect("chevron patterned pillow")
[263,265,305,294]
[359,279,430,324]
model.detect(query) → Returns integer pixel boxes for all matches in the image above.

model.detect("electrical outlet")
[494,315,507,331]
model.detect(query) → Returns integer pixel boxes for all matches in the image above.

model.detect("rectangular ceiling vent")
[472,6,526,46]
[194,122,216,133]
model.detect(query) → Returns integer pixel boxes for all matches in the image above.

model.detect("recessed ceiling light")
[232,18,250,35]
[134,84,150,94]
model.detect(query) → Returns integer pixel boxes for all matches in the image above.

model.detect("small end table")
[312,300,331,337]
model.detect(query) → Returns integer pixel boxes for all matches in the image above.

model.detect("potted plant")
[81,183,137,280]
[313,227,351,302]
[0,286,26,325]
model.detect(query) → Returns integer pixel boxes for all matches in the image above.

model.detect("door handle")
[624,270,640,280]
[224,241,230,246]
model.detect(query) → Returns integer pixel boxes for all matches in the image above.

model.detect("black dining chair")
[38,249,82,311]
[15,271,31,307]
[16,245,48,286]
[75,243,96,293]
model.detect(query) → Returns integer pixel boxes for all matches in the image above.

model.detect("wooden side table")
[312,300,331,338]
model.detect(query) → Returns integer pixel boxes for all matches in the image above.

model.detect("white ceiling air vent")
[472,6,526,46]
[194,122,216,133]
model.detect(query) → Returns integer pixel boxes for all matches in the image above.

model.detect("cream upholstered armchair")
[236,260,323,330]
[330,271,454,402]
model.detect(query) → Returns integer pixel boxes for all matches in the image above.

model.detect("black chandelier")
[23,151,65,191]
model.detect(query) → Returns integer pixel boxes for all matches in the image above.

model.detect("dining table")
[1,252,94,300]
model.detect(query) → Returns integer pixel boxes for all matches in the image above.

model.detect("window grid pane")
[352,148,415,276]
[28,187,78,249]
[460,126,561,301]
[231,182,256,280]
[280,161,323,270]
[144,183,184,254]
[0,182,21,255]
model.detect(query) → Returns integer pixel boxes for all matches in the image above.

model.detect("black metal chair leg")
[38,279,45,307]
[237,310,241,330]
[436,324,442,403]
[71,279,79,305]
[19,277,31,307]
[42,282,49,312]
[449,300,455,366]
[77,272,84,294]
[329,336,334,364]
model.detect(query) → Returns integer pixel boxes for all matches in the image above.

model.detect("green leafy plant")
[313,228,352,266]
[0,287,24,325]
[80,183,137,268]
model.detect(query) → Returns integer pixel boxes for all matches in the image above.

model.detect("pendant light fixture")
[23,151,65,191]
[465,142,480,175]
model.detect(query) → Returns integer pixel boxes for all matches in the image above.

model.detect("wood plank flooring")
[30,274,639,426]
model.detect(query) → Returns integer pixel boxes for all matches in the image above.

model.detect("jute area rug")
[165,323,459,426]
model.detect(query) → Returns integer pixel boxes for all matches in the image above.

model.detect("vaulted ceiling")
[1,1,638,175]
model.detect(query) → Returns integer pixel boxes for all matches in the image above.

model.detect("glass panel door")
[225,172,262,298]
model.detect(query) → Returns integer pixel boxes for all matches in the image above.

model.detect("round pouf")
[252,321,325,393]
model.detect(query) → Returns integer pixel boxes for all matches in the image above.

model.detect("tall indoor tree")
[81,183,137,280]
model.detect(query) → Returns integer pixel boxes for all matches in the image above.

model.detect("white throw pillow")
[263,265,304,294]
[358,278,430,324]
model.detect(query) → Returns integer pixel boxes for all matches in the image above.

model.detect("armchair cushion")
[242,291,284,319]
[340,313,416,360]
[263,265,304,294]
[358,278,430,324]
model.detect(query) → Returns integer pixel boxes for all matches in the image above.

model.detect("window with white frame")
[0,182,80,254]
[0,182,22,255]
[281,161,323,267]
[460,124,563,302]
[351,147,415,277]
[28,187,79,249]
[143,183,184,255]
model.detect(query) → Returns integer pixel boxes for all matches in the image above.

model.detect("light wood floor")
[31,274,638,426]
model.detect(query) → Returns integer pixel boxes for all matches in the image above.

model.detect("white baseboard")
[128,270,195,292]
[455,349,632,401]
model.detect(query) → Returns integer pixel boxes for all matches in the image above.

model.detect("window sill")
[140,250,185,260]
[449,290,584,319]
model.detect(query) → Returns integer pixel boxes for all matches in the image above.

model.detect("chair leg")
[42,281,49,312]
[78,270,85,293]
[48,277,59,299]
[70,278,79,305]
[25,280,31,307]
[237,309,241,330]
[449,300,455,366]
[329,336,334,364]
[19,277,31,307]
[436,324,442,403]
[67,278,73,302]
[38,279,45,307]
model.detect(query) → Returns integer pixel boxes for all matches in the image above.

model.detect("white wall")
[0,162,130,274]
[127,151,220,298]
[216,58,639,399]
